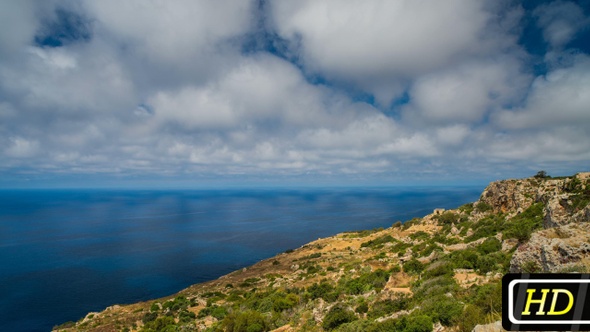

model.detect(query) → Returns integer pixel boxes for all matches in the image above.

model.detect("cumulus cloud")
[493,54,590,129]
[269,0,522,105]
[0,0,589,185]
[403,58,530,124]
[534,1,589,48]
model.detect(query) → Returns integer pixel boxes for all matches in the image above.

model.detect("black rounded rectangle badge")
[503,273,590,331]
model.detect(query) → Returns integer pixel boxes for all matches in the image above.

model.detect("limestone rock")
[510,223,590,273]
[472,321,505,332]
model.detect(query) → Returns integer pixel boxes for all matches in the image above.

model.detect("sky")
[1,0,589,188]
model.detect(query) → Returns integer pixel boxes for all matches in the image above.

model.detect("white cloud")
[0,1,38,59]
[493,54,590,129]
[0,1,589,184]
[534,1,589,48]
[270,0,505,105]
[404,58,530,124]
[84,0,253,64]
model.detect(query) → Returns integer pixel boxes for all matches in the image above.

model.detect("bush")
[471,281,502,315]
[503,203,543,242]
[322,305,357,330]
[142,312,158,324]
[421,295,462,326]
[308,281,339,302]
[355,302,369,314]
[361,235,396,248]
[198,305,228,320]
[534,170,549,179]
[423,260,453,279]
[456,305,485,332]
[405,314,433,332]
[409,231,430,241]
[403,259,424,275]
[403,218,422,229]
[475,202,492,213]
[142,316,176,332]
[476,255,496,274]
[367,294,410,319]
[435,212,460,225]
[222,310,267,332]
[449,249,479,269]
[476,237,501,255]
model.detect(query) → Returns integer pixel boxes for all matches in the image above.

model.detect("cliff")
[53,172,590,332]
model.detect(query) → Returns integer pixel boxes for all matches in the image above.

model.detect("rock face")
[479,179,536,215]
[510,223,590,273]
[476,172,590,273]
[479,173,590,222]
[504,173,590,273]
[472,321,505,332]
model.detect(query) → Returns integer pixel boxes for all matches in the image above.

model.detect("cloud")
[534,1,589,48]
[0,0,589,185]
[269,0,521,105]
[403,58,530,124]
[0,1,38,59]
[493,54,590,129]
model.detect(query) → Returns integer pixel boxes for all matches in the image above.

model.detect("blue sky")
[1,0,589,188]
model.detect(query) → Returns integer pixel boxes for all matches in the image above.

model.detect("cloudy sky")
[1,0,589,187]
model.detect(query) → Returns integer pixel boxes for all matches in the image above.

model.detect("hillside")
[53,172,590,332]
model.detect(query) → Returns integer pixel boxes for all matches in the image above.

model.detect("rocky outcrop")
[478,173,589,226]
[472,321,505,332]
[477,173,590,273]
[478,179,536,215]
[510,223,590,273]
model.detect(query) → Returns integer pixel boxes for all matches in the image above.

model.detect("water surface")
[0,187,482,331]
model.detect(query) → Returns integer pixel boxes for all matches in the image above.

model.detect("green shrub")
[409,231,430,241]
[403,259,424,275]
[367,294,410,319]
[308,281,339,302]
[142,316,176,332]
[322,305,357,330]
[456,305,485,332]
[476,255,496,274]
[476,237,501,255]
[142,312,158,324]
[471,281,502,315]
[421,295,462,326]
[355,302,369,314]
[503,203,544,242]
[178,309,196,323]
[150,302,160,312]
[272,293,299,312]
[222,310,267,332]
[403,218,422,229]
[405,314,433,332]
[423,260,453,279]
[465,215,505,242]
[198,305,228,320]
[361,235,396,248]
[449,249,479,269]
[435,212,460,225]
[475,202,492,213]
[458,203,474,215]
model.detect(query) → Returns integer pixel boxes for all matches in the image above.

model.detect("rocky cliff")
[53,172,590,332]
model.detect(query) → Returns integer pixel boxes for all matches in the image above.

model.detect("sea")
[0,186,483,331]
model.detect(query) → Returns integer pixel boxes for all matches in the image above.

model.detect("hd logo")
[503,274,590,331]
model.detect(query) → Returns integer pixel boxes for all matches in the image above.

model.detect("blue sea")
[0,187,482,331]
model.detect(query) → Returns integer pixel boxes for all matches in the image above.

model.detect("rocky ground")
[53,172,590,332]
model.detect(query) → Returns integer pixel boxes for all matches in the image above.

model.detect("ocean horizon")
[0,186,483,331]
